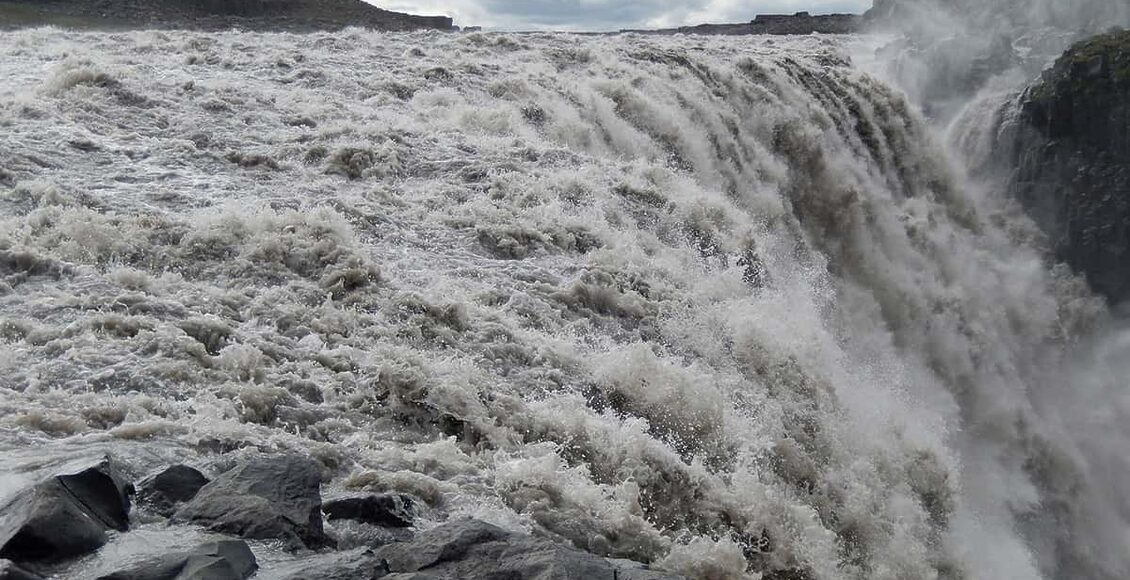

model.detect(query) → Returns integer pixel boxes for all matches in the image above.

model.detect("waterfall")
[0,25,1126,579]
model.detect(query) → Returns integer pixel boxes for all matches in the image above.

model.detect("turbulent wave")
[0,26,1126,579]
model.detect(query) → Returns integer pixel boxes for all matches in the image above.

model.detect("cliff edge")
[1009,30,1130,305]
[0,0,455,31]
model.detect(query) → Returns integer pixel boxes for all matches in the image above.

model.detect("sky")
[371,0,871,31]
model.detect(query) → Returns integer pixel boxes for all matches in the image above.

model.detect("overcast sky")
[372,0,871,31]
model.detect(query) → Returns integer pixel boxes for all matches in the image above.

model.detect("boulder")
[323,494,415,528]
[0,560,43,580]
[172,455,328,550]
[372,519,683,580]
[0,456,132,562]
[95,540,256,580]
[136,465,210,517]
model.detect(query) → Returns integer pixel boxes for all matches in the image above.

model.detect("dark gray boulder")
[172,455,328,550]
[324,494,415,528]
[136,465,210,517]
[372,519,683,580]
[269,547,388,580]
[95,540,256,580]
[0,456,132,562]
[0,560,43,580]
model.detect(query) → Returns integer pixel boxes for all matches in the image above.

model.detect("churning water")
[0,25,1127,580]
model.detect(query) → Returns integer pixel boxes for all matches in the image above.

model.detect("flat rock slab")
[0,456,132,563]
[95,539,256,580]
[172,455,328,550]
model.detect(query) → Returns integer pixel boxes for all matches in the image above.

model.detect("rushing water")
[0,26,1127,580]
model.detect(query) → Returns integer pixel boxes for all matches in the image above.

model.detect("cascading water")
[0,21,1126,580]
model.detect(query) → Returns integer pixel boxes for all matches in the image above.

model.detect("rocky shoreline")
[0,453,683,579]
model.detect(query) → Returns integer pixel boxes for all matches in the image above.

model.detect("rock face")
[1007,30,1130,305]
[95,540,257,580]
[371,519,683,580]
[0,456,132,563]
[136,465,210,517]
[172,455,328,550]
[0,0,455,32]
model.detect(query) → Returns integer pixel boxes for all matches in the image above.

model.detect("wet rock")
[0,456,132,562]
[323,493,415,528]
[270,547,388,580]
[95,540,256,580]
[373,519,684,579]
[136,465,210,517]
[0,560,43,580]
[1006,30,1130,305]
[172,455,328,550]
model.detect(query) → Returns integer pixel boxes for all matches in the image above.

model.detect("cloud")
[373,0,871,30]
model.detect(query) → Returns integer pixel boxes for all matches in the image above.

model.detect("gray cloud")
[375,0,871,30]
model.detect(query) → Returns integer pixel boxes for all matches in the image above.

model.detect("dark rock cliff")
[620,12,861,36]
[0,0,455,31]
[1008,30,1130,305]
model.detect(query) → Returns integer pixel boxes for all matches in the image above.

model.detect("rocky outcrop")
[1006,30,1130,305]
[623,11,858,35]
[0,0,455,32]
[172,455,329,550]
[0,456,132,563]
[750,12,860,34]
[621,12,861,36]
[95,540,257,580]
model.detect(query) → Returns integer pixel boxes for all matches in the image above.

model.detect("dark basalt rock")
[324,494,416,528]
[0,560,43,580]
[0,456,132,563]
[172,455,328,550]
[372,519,684,580]
[136,465,210,517]
[1007,30,1130,305]
[95,540,257,580]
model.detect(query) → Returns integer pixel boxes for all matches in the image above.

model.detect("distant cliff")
[0,0,455,31]
[1005,30,1130,305]
[622,12,861,36]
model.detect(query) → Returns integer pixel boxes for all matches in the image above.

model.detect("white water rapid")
[0,25,1127,580]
